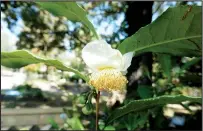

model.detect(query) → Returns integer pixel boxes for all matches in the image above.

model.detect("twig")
[96,91,100,131]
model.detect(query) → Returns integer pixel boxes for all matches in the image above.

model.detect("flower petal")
[82,40,123,71]
[121,52,134,72]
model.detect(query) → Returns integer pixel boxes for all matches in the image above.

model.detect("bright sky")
[1,12,18,52]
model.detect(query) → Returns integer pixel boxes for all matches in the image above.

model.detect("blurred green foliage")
[15,84,46,101]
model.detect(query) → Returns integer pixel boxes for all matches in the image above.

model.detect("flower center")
[89,69,128,92]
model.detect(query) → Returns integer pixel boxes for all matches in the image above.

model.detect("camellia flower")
[82,40,134,92]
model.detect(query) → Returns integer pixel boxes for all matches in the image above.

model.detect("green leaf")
[137,85,153,99]
[105,95,201,125]
[118,5,202,57]
[82,105,93,115]
[99,125,115,131]
[48,118,59,129]
[77,95,87,105]
[36,2,99,39]
[77,92,89,105]
[104,126,115,130]
[123,112,148,130]
[157,54,172,80]
[1,50,89,82]
[67,116,85,130]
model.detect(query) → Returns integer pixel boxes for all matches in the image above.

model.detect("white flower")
[82,40,134,92]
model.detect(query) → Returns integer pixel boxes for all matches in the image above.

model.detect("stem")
[96,91,100,131]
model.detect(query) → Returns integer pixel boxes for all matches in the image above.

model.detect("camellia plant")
[82,40,133,129]
[1,2,202,130]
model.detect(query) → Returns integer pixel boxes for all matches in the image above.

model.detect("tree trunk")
[125,1,154,99]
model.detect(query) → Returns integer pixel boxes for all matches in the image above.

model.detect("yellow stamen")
[89,69,128,92]
[97,66,114,71]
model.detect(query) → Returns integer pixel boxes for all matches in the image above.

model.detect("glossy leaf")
[1,50,89,82]
[106,95,201,125]
[118,6,202,57]
[36,2,99,39]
